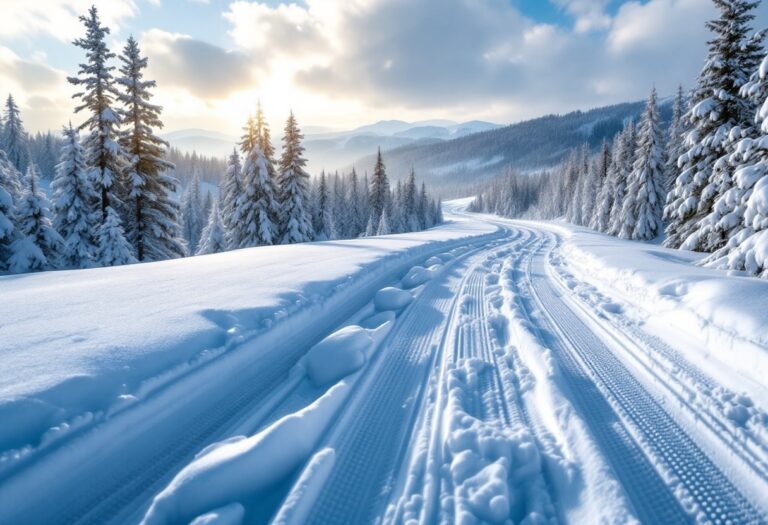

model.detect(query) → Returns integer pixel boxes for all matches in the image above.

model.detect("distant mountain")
[162,119,503,173]
[162,129,238,158]
[349,100,673,190]
[301,119,502,172]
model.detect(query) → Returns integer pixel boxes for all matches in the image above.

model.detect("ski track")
[0,226,506,525]
[516,226,766,525]
[303,227,527,525]
[3,217,768,525]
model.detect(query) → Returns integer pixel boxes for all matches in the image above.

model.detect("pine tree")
[376,205,392,235]
[592,137,617,232]
[663,86,688,195]
[619,88,666,240]
[404,167,419,231]
[364,213,376,237]
[51,124,100,268]
[665,0,764,250]
[10,164,63,272]
[0,159,18,272]
[69,6,125,219]
[703,50,768,275]
[182,174,204,254]
[116,36,184,262]
[345,168,360,237]
[0,149,22,204]
[197,200,227,255]
[240,114,258,156]
[96,206,137,266]
[418,182,429,229]
[278,112,313,244]
[236,142,280,247]
[2,95,29,174]
[314,171,332,240]
[369,149,390,225]
[608,121,636,235]
[221,149,243,248]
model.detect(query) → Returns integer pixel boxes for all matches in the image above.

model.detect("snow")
[0,217,496,461]
[140,382,350,525]
[305,325,372,387]
[188,503,244,525]
[401,264,441,288]
[533,220,768,396]
[374,286,413,311]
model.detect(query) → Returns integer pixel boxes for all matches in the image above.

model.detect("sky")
[0,0,766,136]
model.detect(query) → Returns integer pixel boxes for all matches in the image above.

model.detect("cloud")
[222,0,768,124]
[140,29,258,100]
[552,0,611,33]
[0,0,138,42]
[0,46,72,131]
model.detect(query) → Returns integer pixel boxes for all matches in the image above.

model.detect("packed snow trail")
[303,227,534,525]
[2,208,767,524]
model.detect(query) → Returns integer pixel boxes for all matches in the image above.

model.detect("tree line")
[0,7,442,275]
[471,0,768,278]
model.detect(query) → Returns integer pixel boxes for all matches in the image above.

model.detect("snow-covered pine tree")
[563,151,582,223]
[236,141,280,247]
[37,132,59,180]
[665,0,764,250]
[369,149,390,226]
[0,149,22,204]
[2,94,29,174]
[619,88,666,240]
[591,138,615,232]
[331,173,347,237]
[181,174,204,254]
[608,121,636,235]
[404,168,419,231]
[10,164,63,272]
[96,205,137,266]
[69,6,127,220]
[117,36,184,262]
[313,171,332,240]
[240,114,258,155]
[702,49,768,275]
[663,86,688,195]
[221,148,243,248]
[418,182,429,229]
[278,112,314,244]
[347,168,363,237]
[197,200,227,255]
[51,124,100,268]
[434,198,444,224]
[256,102,279,186]
[0,159,19,272]
[581,149,601,226]
[376,205,392,236]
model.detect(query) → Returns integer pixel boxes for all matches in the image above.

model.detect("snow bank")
[188,503,244,525]
[305,326,372,387]
[0,215,496,462]
[374,286,413,311]
[271,448,336,525]
[401,264,441,289]
[140,382,350,525]
[533,221,768,390]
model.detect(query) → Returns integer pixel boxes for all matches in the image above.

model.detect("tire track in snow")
[302,228,531,525]
[519,227,767,524]
[545,243,768,497]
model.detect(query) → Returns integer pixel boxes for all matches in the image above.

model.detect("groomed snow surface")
[0,201,767,524]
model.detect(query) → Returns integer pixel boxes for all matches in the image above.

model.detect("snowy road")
[1,211,767,524]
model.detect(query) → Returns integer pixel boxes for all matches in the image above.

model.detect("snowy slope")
[0,218,496,459]
[1,203,767,525]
